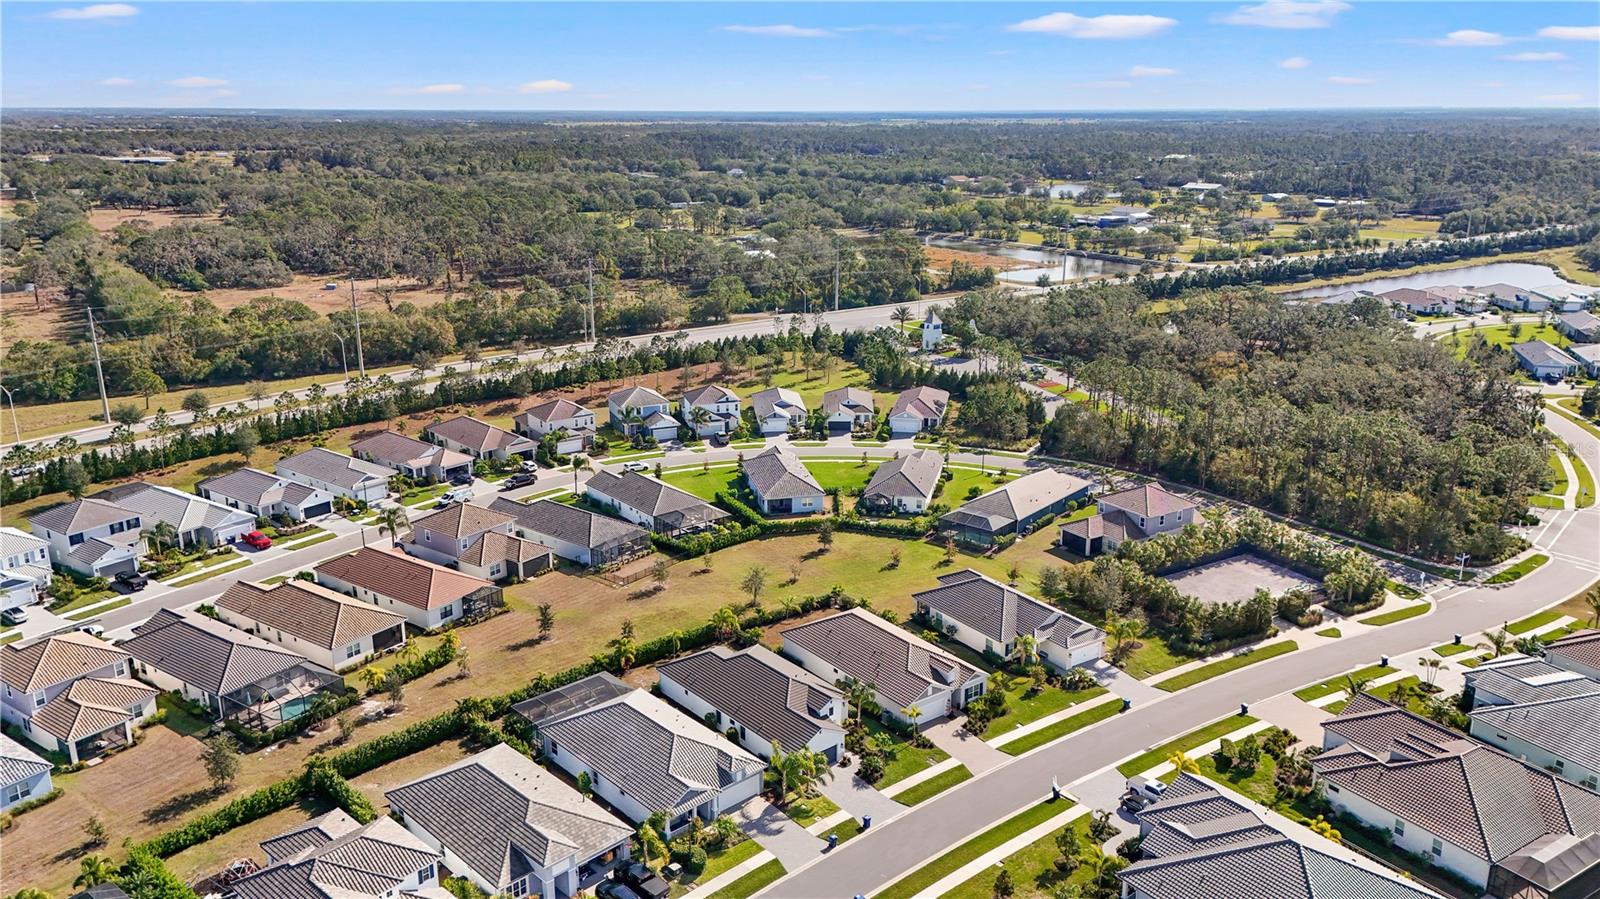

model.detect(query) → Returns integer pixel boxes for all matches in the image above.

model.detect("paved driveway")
[733,798,824,870]
[815,755,906,824]
[924,718,1009,775]
[1088,660,1164,705]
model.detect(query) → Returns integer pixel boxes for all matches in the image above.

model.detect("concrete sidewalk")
[901,802,1089,899]
[734,798,825,870]
[816,755,906,823]
[924,718,1010,775]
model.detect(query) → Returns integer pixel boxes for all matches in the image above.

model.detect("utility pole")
[86,309,112,425]
[833,257,841,313]
[586,261,596,344]
[349,281,367,379]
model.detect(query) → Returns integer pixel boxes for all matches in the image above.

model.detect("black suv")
[618,862,671,899]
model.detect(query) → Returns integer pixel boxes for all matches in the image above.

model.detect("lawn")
[706,858,785,899]
[1293,664,1396,702]
[783,795,839,827]
[874,797,1077,899]
[1486,554,1549,585]
[864,717,952,789]
[1315,628,1342,638]
[1154,641,1298,692]
[1546,451,1570,496]
[983,677,1108,739]
[892,764,972,806]
[1000,698,1122,756]
[941,816,1100,899]
[1116,631,1195,680]
[941,465,1017,507]
[166,557,253,586]
[803,459,880,492]
[659,464,745,502]
[1432,642,1475,657]
[1358,602,1432,626]
[687,839,763,891]
[1117,714,1259,777]
[1567,448,1597,509]
[1507,609,1564,635]
[67,597,131,620]
[1441,323,1571,358]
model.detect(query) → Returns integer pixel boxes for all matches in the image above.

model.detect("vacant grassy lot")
[165,797,335,887]
[1442,323,1572,358]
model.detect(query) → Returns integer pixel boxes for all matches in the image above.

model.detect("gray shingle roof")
[410,502,515,541]
[234,809,440,899]
[29,497,137,535]
[585,470,728,530]
[0,733,52,787]
[1547,630,1600,675]
[386,744,631,888]
[862,450,943,501]
[750,387,805,421]
[889,386,949,421]
[425,416,531,454]
[1099,483,1198,519]
[821,386,874,416]
[683,384,738,407]
[657,646,844,751]
[916,569,1103,652]
[939,469,1091,534]
[91,482,254,535]
[351,430,473,470]
[1471,692,1600,776]
[1559,310,1600,332]
[780,608,980,708]
[609,385,669,410]
[196,467,286,506]
[743,446,823,501]
[1514,340,1576,368]
[1466,658,1600,706]
[487,497,648,551]
[122,608,317,696]
[315,546,492,611]
[277,448,392,490]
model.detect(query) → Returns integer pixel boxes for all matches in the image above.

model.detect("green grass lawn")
[941,816,1101,899]
[1293,664,1396,702]
[1358,602,1432,626]
[1547,451,1570,495]
[1118,631,1197,680]
[1315,628,1342,638]
[166,557,252,586]
[803,459,879,492]
[866,718,953,788]
[1508,609,1564,635]
[659,464,745,501]
[1486,554,1549,585]
[1441,323,1572,358]
[685,839,763,891]
[155,692,213,738]
[783,795,839,827]
[892,764,973,806]
[819,817,864,846]
[1386,580,1424,600]
[1155,641,1298,692]
[1567,448,1597,509]
[1117,715,1259,777]
[66,597,131,620]
[1432,642,1475,656]
[1000,698,1122,756]
[941,465,1017,506]
[983,677,1108,739]
[706,858,784,899]
[399,483,450,507]
[1552,398,1600,441]
[874,798,1077,899]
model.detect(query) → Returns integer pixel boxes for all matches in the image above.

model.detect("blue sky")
[3,2,1597,110]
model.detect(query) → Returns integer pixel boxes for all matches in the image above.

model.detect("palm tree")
[1479,626,1514,658]
[1343,673,1373,698]
[1418,657,1442,690]
[901,704,923,725]
[142,520,180,557]
[1387,680,1417,709]
[1103,612,1144,663]
[74,856,115,890]
[891,304,913,338]
[839,676,874,722]
[571,454,588,493]
[1585,584,1600,627]
[9,888,53,899]
[1167,751,1200,774]
[377,506,409,547]
[710,606,741,641]
[1014,634,1039,666]
[688,405,713,436]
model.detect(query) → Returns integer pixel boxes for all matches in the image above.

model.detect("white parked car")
[622,461,650,472]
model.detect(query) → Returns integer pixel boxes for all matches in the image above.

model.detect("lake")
[1282,261,1579,299]
[923,237,1141,285]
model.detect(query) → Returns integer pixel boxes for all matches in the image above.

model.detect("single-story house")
[1059,483,1198,558]
[585,469,729,535]
[1312,693,1600,894]
[316,546,499,632]
[0,526,51,610]
[1546,630,1600,681]
[680,385,741,437]
[388,743,632,899]
[1512,340,1578,380]
[121,608,342,730]
[350,430,474,484]
[513,673,766,836]
[1557,310,1600,343]
[781,608,986,727]
[28,497,144,579]
[749,387,807,436]
[514,398,596,455]
[860,449,944,514]
[90,482,257,549]
[486,497,651,568]
[1567,344,1600,378]
[196,467,336,521]
[887,386,950,437]
[1428,285,1489,313]
[1464,656,1599,709]
[1381,287,1454,317]
[657,645,847,763]
[821,386,875,434]
[1471,689,1600,793]
[0,733,53,811]
[608,385,677,441]
[921,308,943,351]
[232,808,443,899]
[1532,283,1594,313]
[940,468,1093,547]
[215,579,408,672]
[0,632,155,764]
[915,569,1105,670]
[744,446,825,515]
[1479,283,1545,313]
[424,415,536,462]
[276,447,392,504]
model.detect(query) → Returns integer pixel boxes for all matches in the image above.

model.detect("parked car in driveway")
[449,471,476,486]
[618,862,670,899]
[436,486,474,507]
[2,606,29,626]
[598,882,641,899]
[241,530,273,550]
[115,570,150,592]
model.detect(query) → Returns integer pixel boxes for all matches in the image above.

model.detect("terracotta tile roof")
[1547,630,1600,674]
[889,386,949,420]
[217,580,405,650]
[0,632,130,693]
[457,531,553,568]
[410,502,516,540]
[315,546,492,611]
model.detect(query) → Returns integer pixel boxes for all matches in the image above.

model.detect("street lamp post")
[0,384,21,446]
[1455,552,1471,580]
[332,333,351,381]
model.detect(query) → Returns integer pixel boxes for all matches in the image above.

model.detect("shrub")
[856,753,885,784]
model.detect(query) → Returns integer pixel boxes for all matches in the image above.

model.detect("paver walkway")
[733,798,825,870]
[924,718,1010,775]
[816,754,906,824]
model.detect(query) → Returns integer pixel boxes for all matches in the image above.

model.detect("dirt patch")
[923,245,1031,273]
[85,207,220,233]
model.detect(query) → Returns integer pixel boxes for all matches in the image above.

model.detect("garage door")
[300,502,333,518]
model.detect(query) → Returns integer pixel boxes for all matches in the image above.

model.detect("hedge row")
[653,491,931,558]
[304,759,378,824]
[142,776,304,857]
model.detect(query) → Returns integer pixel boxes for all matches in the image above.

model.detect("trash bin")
[862,814,872,831]
[828,833,839,851]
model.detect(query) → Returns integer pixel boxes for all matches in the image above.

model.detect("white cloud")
[1006,12,1177,39]
[1129,65,1177,77]
[48,3,137,20]
[518,79,572,94]
[1538,93,1584,102]
[721,24,833,38]
[1278,56,1312,69]
[1326,75,1373,85]
[1498,51,1567,61]
[1427,29,1507,46]
[1220,0,1349,29]
[97,76,135,86]
[169,76,228,88]
[1074,79,1134,89]
[1538,25,1600,41]
[415,83,466,94]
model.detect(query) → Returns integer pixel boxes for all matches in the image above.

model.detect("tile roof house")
[350,431,474,485]
[1120,772,1441,899]
[0,525,52,610]
[1466,656,1600,707]
[821,386,876,434]
[585,469,729,535]
[914,569,1105,671]
[215,579,408,672]
[657,645,847,763]
[423,415,536,462]
[1513,340,1580,380]
[1546,630,1600,681]
[486,497,651,568]
[861,449,944,514]
[743,446,825,515]
[608,385,675,441]
[1381,287,1455,316]
[1465,659,1600,792]
[0,631,154,763]
[887,386,950,437]
[276,447,392,504]
[780,607,987,727]
[1311,693,1600,893]
[749,386,807,436]
[680,385,741,437]
[1059,483,1198,558]
[514,398,596,455]
[398,502,547,582]
[513,674,765,835]
[91,481,257,549]
[122,608,342,730]
[28,497,145,579]
[196,467,335,522]
[0,732,53,811]
[315,546,498,631]
[387,743,631,899]
[1557,310,1600,343]
[232,808,443,899]
[940,468,1093,546]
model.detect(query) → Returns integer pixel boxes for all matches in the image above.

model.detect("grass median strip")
[1486,554,1549,585]
[1359,602,1431,626]
[707,858,785,899]
[1432,642,1474,656]
[66,598,131,620]
[1000,699,1122,757]
[874,797,1075,899]
[1293,664,1395,702]
[1117,715,1259,777]
[1155,641,1298,692]
[892,765,972,806]
[1508,609,1563,635]
[166,557,252,587]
